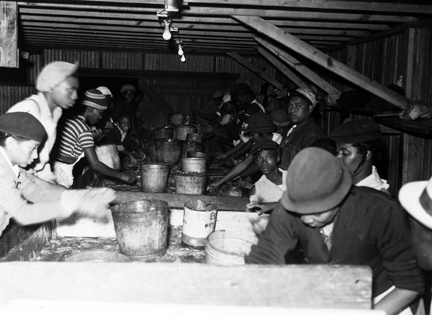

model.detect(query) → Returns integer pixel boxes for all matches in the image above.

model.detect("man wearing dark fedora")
[246,147,424,315]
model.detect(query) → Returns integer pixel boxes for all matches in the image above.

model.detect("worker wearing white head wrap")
[7,61,80,183]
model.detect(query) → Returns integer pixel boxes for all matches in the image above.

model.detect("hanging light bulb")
[181,54,186,62]
[162,20,171,40]
[178,44,184,56]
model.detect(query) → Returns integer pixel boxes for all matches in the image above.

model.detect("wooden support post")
[405,28,415,98]
[234,16,411,110]
[255,37,340,97]
[346,45,357,70]
[0,2,18,68]
[257,47,312,90]
[226,52,284,91]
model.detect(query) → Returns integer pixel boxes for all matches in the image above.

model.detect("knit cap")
[36,61,79,92]
[0,112,46,143]
[82,89,108,110]
[96,86,113,97]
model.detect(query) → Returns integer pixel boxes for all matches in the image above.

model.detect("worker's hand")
[248,215,270,236]
[246,201,264,213]
[91,127,104,141]
[120,172,136,184]
[61,188,116,220]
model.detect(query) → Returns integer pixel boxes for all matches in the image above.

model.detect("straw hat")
[399,178,432,229]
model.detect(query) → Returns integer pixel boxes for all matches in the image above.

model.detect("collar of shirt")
[356,166,389,190]
[0,147,20,178]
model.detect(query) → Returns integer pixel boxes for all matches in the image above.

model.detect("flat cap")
[251,140,279,156]
[0,112,46,143]
[330,119,382,144]
[230,83,251,97]
[121,84,136,94]
[242,112,276,134]
[36,61,79,92]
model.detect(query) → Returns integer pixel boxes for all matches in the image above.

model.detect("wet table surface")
[32,225,206,263]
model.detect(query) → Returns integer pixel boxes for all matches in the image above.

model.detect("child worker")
[51,89,135,188]
[102,115,146,163]
[0,112,115,236]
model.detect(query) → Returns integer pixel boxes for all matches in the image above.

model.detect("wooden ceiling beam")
[17,3,417,22]
[255,37,340,96]
[226,52,285,91]
[18,0,432,15]
[18,8,391,30]
[19,15,371,37]
[234,16,410,109]
[256,48,311,90]
[21,21,354,41]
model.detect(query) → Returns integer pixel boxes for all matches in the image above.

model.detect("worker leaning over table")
[51,89,136,188]
[246,147,424,315]
[7,61,79,183]
[0,112,115,236]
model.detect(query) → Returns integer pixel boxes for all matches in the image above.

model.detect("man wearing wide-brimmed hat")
[52,89,135,188]
[247,147,424,315]
[399,177,432,271]
[7,61,79,182]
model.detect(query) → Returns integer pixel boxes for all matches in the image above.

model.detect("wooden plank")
[17,0,432,14]
[0,262,373,310]
[226,52,284,91]
[255,37,340,96]
[114,191,249,211]
[257,47,311,90]
[405,28,416,98]
[16,2,417,23]
[0,2,18,68]
[346,45,357,69]
[236,16,411,110]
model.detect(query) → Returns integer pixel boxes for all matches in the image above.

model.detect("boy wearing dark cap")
[0,112,115,236]
[246,147,424,315]
[210,113,281,188]
[247,140,287,236]
[7,61,79,182]
[52,89,135,188]
[330,119,388,192]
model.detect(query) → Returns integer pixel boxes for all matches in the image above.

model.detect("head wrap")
[82,89,108,110]
[121,84,136,94]
[36,61,79,92]
[0,112,46,143]
[96,86,113,97]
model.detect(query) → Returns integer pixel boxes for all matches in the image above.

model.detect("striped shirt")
[53,115,94,162]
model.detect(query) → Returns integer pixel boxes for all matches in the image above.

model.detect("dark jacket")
[246,186,425,297]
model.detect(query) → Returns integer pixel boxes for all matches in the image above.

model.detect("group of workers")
[1,60,432,315]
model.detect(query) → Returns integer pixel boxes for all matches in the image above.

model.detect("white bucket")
[205,230,258,266]
[181,200,217,249]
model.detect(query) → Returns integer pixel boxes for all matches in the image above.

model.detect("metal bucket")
[186,132,203,144]
[155,138,182,164]
[175,173,206,195]
[141,164,169,193]
[153,127,174,139]
[181,158,207,174]
[175,126,195,141]
[148,141,157,161]
[181,200,217,249]
[111,199,169,261]
[205,230,258,266]
[182,141,204,158]
[187,151,212,169]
